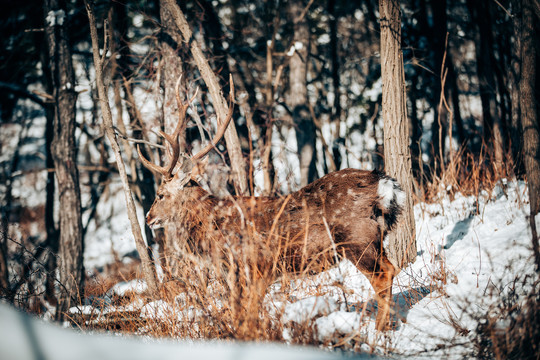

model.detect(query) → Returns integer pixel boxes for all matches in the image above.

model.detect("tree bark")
[40,43,59,305]
[161,0,249,195]
[328,0,343,170]
[85,0,159,295]
[158,0,186,146]
[467,0,505,173]
[44,0,84,320]
[428,0,449,171]
[157,0,187,277]
[510,0,525,176]
[288,0,317,186]
[0,216,8,296]
[519,0,540,271]
[379,0,417,270]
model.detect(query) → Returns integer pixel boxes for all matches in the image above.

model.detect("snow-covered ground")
[79,176,536,358]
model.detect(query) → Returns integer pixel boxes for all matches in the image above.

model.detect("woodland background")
[0,0,539,355]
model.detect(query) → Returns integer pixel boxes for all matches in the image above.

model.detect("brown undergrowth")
[79,227,345,345]
[73,146,534,356]
[416,144,519,205]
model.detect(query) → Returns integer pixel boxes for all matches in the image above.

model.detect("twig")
[112,126,166,150]
[295,0,316,23]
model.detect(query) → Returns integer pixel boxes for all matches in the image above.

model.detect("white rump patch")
[383,235,391,255]
[377,178,395,209]
[395,187,406,207]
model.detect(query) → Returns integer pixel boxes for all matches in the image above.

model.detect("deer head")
[138,75,235,229]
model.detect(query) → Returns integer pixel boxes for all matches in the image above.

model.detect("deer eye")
[158,194,164,200]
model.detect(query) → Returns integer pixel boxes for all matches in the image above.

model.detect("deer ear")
[191,156,208,180]
[179,156,194,175]
[171,156,194,189]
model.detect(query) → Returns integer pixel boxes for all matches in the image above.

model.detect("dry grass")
[471,275,540,360]
[416,144,516,205]
[28,145,536,358]
[79,225,340,344]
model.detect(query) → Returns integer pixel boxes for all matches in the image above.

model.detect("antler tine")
[192,74,235,161]
[137,145,169,177]
[137,74,198,180]
[159,75,200,178]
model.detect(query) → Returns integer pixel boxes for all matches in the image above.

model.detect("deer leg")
[367,255,395,331]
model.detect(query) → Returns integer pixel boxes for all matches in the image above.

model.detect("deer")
[137,76,405,331]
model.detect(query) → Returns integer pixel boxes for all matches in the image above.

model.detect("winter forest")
[1,0,539,358]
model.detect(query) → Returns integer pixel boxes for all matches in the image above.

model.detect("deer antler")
[138,74,235,179]
[137,74,197,180]
[192,74,235,161]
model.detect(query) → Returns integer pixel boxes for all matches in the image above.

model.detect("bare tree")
[379,0,417,270]
[519,0,540,271]
[161,0,248,196]
[288,0,317,186]
[85,0,159,295]
[467,0,505,173]
[510,0,524,174]
[44,0,84,320]
[328,0,343,170]
[158,0,186,146]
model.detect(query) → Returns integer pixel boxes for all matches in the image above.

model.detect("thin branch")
[295,0,316,23]
[112,126,166,150]
[492,0,513,17]
[0,81,47,107]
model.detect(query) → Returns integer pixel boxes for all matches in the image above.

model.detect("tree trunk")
[157,0,187,277]
[428,0,449,171]
[40,44,59,305]
[328,0,343,169]
[85,0,160,295]
[44,0,84,320]
[161,0,249,196]
[519,0,540,271]
[510,0,525,176]
[158,0,186,146]
[467,0,505,173]
[0,216,8,296]
[447,58,466,148]
[288,0,317,186]
[379,0,417,270]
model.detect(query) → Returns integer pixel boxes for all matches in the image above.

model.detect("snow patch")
[109,279,148,297]
[315,311,363,341]
[46,9,65,27]
[283,296,339,324]
[140,300,174,320]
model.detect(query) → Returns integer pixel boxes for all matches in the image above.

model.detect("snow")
[10,165,536,358]
[46,9,65,27]
[140,300,174,321]
[0,303,359,360]
[283,296,340,324]
[84,181,146,269]
[109,279,148,297]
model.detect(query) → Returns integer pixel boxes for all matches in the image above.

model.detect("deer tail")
[374,171,406,232]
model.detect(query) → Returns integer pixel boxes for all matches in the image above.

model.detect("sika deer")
[138,77,405,331]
